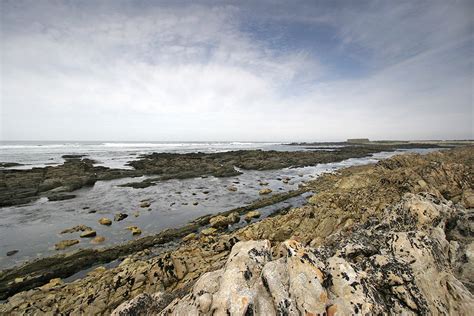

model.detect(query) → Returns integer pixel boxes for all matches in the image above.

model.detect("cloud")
[1,0,472,141]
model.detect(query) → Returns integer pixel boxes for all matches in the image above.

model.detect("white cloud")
[0,1,472,141]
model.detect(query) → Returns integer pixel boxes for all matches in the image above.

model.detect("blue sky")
[1,0,473,141]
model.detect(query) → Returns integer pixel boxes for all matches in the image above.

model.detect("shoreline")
[0,145,472,313]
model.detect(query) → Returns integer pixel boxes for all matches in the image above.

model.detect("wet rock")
[228,212,241,224]
[54,239,79,250]
[140,201,151,208]
[127,226,142,236]
[60,224,92,234]
[209,215,233,228]
[0,162,23,168]
[47,194,76,201]
[114,213,128,221]
[91,236,106,244]
[244,210,261,222]
[61,154,87,160]
[80,230,97,238]
[6,250,19,256]
[259,188,272,195]
[193,202,199,206]
[99,217,112,226]
[227,186,238,192]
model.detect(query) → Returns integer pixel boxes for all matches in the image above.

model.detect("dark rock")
[0,162,23,168]
[114,213,128,221]
[47,194,76,201]
[6,250,19,257]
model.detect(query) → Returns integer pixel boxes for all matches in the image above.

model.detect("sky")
[1,0,473,142]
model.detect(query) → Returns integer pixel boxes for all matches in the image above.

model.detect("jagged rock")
[54,240,79,250]
[80,230,97,238]
[2,147,472,315]
[114,213,128,221]
[156,193,474,315]
[259,188,272,195]
[98,217,112,226]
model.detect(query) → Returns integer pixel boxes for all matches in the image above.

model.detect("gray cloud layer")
[1,0,472,141]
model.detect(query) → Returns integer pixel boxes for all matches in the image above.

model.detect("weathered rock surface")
[209,212,240,228]
[130,193,474,315]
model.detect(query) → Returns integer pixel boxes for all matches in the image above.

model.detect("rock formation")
[114,193,474,315]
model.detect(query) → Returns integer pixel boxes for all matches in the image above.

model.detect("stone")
[244,210,261,222]
[91,236,106,244]
[99,218,112,226]
[227,186,238,192]
[182,233,196,242]
[47,194,76,201]
[6,250,19,256]
[60,224,92,234]
[126,226,142,236]
[193,202,199,206]
[201,227,217,236]
[209,215,233,228]
[259,188,272,195]
[55,239,79,250]
[140,201,151,208]
[114,213,128,221]
[227,212,240,224]
[40,278,63,291]
[80,230,97,238]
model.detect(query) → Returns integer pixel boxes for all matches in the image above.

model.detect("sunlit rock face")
[116,193,473,315]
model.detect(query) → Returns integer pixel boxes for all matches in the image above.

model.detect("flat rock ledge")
[113,193,474,315]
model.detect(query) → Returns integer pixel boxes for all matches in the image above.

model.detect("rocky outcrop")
[0,158,133,207]
[124,193,474,315]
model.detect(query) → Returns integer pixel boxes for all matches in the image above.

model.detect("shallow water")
[0,148,439,270]
[0,141,317,169]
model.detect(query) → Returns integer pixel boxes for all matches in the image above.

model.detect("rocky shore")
[0,143,449,207]
[1,146,472,314]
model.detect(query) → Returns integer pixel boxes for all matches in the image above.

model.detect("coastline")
[1,145,472,314]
